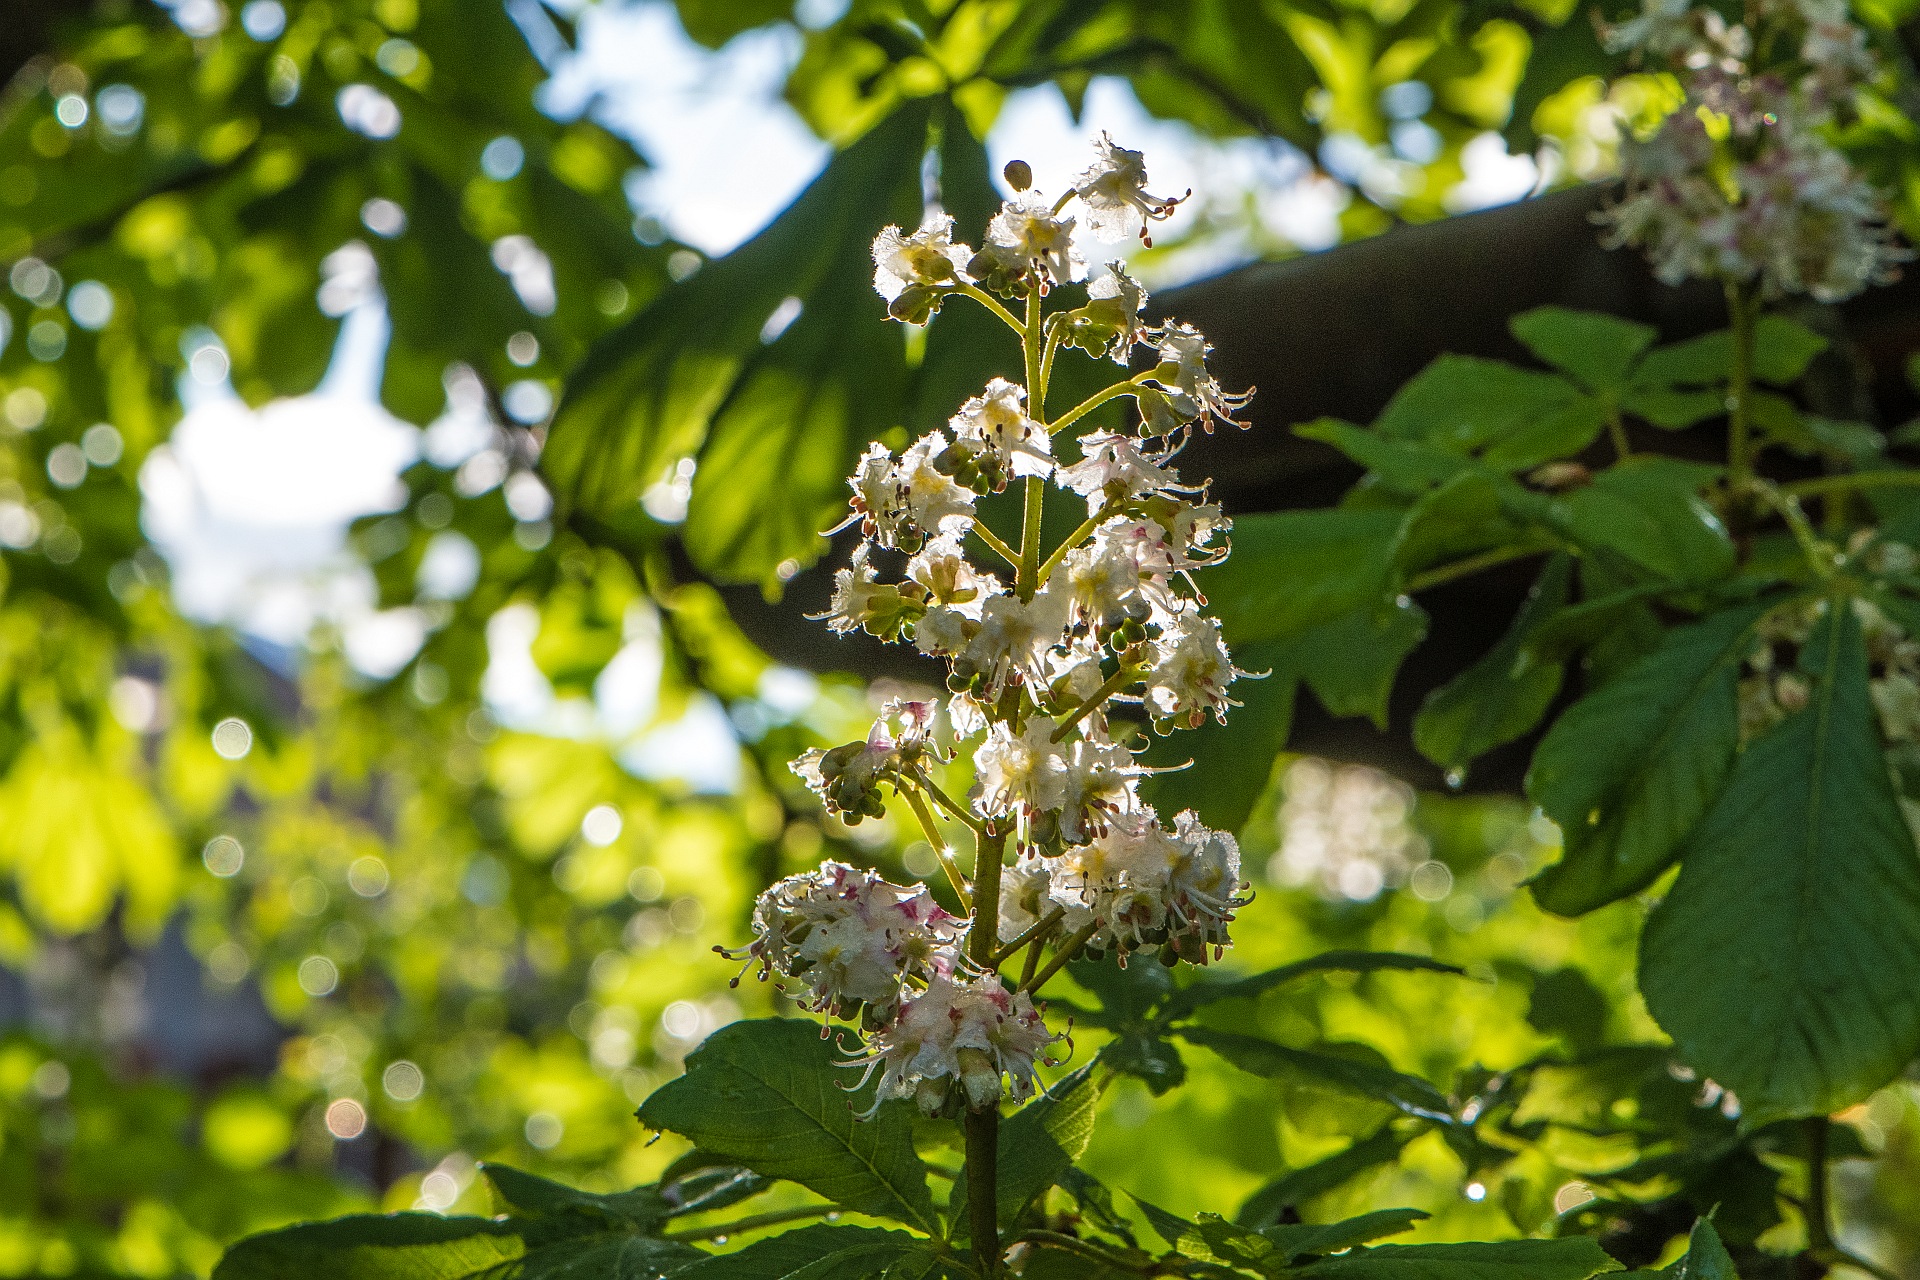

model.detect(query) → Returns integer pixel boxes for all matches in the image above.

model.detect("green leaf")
[1163,951,1463,1021]
[1177,1028,1455,1123]
[1206,510,1407,646]
[1289,1236,1623,1278]
[211,1213,701,1280]
[1413,553,1573,773]
[1097,1030,1187,1095]
[1528,602,1773,916]
[1259,1209,1429,1264]
[637,1019,938,1232]
[1236,1125,1414,1227]
[663,1225,941,1279]
[1669,1219,1739,1280]
[1295,418,1471,492]
[1556,459,1734,584]
[1373,355,1585,457]
[1292,599,1430,729]
[950,1066,1103,1237]
[1391,471,1530,579]
[1619,386,1726,430]
[484,1164,670,1229]
[1140,639,1295,835]
[1510,307,1656,394]
[1634,317,1828,388]
[1641,605,1920,1127]
[674,0,793,47]
[546,103,933,583]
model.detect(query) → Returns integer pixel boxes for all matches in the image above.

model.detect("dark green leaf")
[211,1213,701,1280]
[1289,1236,1622,1278]
[1525,968,1610,1054]
[1236,1125,1414,1227]
[1528,602,1772,916]
[1292,599,1430,729]
[1556,459,1734,584]
[1260,1209,1428,1263]
[1510,307,1656,394]
[1391,471,1531,578]
[484,1164,670,1229]
[1619,386,1726,430]
[1413,553,1573,772]
[1295,418,1471,492]
[547,103,933,583]
[637,1019,937,1232]
[1205,510,1407,646]
[1163,951,1463,1021]
[1178,1028,1454,1123]
[1478,398,1608,472]
[663,1225,940,1279]
[674,0,793,47]
[1641,606,1920,1127]
[1669,1218,1738,1280]
[1128,1193,1199,1252]
[1634,317,1828,388]
[1098,1030,1187,1095]
[1374,356,1584,459]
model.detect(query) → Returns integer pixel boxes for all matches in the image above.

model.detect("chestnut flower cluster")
[1598,0,1907,300]
[720,136,1252,1121]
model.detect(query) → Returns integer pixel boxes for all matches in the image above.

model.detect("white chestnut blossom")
[1152,322,1254,432]
[1146,613,1242,727]
[1056,431,1182,515]
[1597,0,1907,301]
[973,718,1069,818]
[951,378,1054,479]
[739,133,1259,1122]
[978,194,1081,287]
[849,972,1058,1115]
[722,862,961,1016]
[872,211,972,303]
[1072,133,1188,244]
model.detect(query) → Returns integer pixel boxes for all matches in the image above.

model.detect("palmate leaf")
[1178,1028,1455,1124]
[662,1225,944,1279]
[210,1212,702,1280]
[636,1019,938,1233]
[1510,307,1657,394]
[1641,605,1920,1127]
[1236,1124,1415,1227]
[1288,1237,1621,1279]
[1528,601,1778,916]
[544,102,933,582]
[1161,951,1463,1021]
[1413,552,1572,773]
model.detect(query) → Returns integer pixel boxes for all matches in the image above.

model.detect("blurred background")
[3,1,1920,1276]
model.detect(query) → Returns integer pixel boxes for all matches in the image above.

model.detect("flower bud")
[1004,159,1033,191]
[957,1047,1003,1109]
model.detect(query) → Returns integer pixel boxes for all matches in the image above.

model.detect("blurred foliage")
[0,0,1915,1278]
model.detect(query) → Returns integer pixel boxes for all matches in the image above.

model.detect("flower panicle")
[731,133,1256,1119]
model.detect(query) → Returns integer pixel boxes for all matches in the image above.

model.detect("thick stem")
[1018,475,1044,601]
[1806,1116,1834,1254]
[966,825,1009,1278]
[1023,286,1043,413]
[964,1107,1002,1278]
